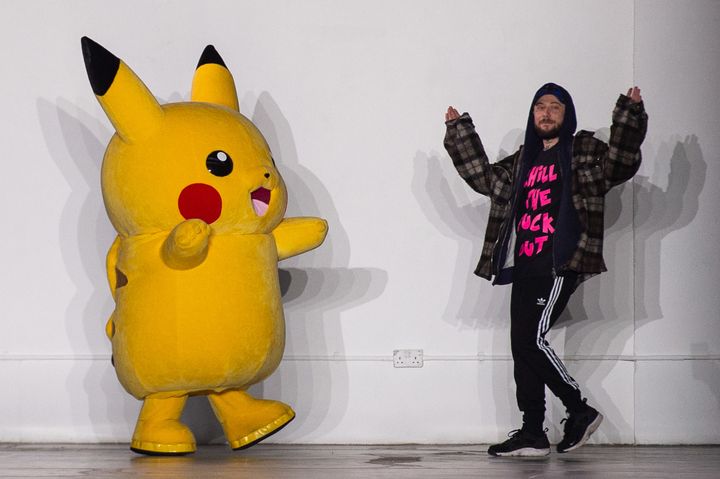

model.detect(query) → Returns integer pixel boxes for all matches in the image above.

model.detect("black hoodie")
[494,83,582,283]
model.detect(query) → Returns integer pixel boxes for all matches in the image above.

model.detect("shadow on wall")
[554,134,706,442]
[410,127,525,330]
[411,151,488,326]
[36,98,138,440]
[691,343,720,419]
[412,125,527,436]
[634,135,706,325]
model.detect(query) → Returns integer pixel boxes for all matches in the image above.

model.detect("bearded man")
[444,83,647,456]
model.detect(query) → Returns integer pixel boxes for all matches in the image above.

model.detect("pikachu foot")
[130,419,197,455]
[130,396,196,456]
[208,390,295,450]
[230,411,295,451]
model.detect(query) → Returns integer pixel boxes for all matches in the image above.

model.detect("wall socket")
[393,349,424,368]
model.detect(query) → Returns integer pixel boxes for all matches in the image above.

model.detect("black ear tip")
[81,36,107,63]
[197,45,227,69]
[81,36,120,96]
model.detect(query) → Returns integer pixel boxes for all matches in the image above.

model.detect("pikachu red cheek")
[178,183,222,224]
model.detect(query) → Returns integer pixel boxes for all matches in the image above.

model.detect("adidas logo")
[536,298,547,306]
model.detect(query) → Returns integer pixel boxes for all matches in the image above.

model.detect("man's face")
[533,94,565,139]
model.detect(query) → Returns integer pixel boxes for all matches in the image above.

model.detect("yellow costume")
[81,37,327,455]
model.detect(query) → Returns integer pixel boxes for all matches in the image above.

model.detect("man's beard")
[535,122,562,140]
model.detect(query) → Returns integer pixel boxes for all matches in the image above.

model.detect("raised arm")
[272,217,328,261]
[603,87,648,188]
[443,107,514,201]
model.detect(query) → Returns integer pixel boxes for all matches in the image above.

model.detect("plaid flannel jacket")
[443,95,648,285]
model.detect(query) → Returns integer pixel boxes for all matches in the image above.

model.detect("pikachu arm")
[162,219,211,270]
[272,217,328,261]
[105,235,121,340]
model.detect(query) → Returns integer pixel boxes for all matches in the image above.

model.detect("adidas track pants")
[510,273,585,429]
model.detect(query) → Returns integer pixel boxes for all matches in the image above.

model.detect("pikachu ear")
[191,45,239,112]
[81,36,163,143]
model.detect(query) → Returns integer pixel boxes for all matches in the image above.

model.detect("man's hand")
[627,86,643,103]
[445,106,461,122]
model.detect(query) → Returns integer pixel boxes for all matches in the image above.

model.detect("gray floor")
[1,444,719,478]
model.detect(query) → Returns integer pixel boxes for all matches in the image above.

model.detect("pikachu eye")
[206,150,233,177]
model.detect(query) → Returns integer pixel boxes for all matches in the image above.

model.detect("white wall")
[633,0,720,443]
[0,0,717,445]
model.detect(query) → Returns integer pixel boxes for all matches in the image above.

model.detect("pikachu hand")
[163,219,211,269]
[272,217,328,261]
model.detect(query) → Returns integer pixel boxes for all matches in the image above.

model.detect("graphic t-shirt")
[514,144,562,278]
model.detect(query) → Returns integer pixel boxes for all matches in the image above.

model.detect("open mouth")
[251,187,271,216]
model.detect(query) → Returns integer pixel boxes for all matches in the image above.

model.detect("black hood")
[522,82,577,164]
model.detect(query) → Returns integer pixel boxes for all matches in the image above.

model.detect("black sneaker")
[488,429,550,457]
[557,405,603,453]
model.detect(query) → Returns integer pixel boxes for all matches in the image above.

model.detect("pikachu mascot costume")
[80,37,328,455]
